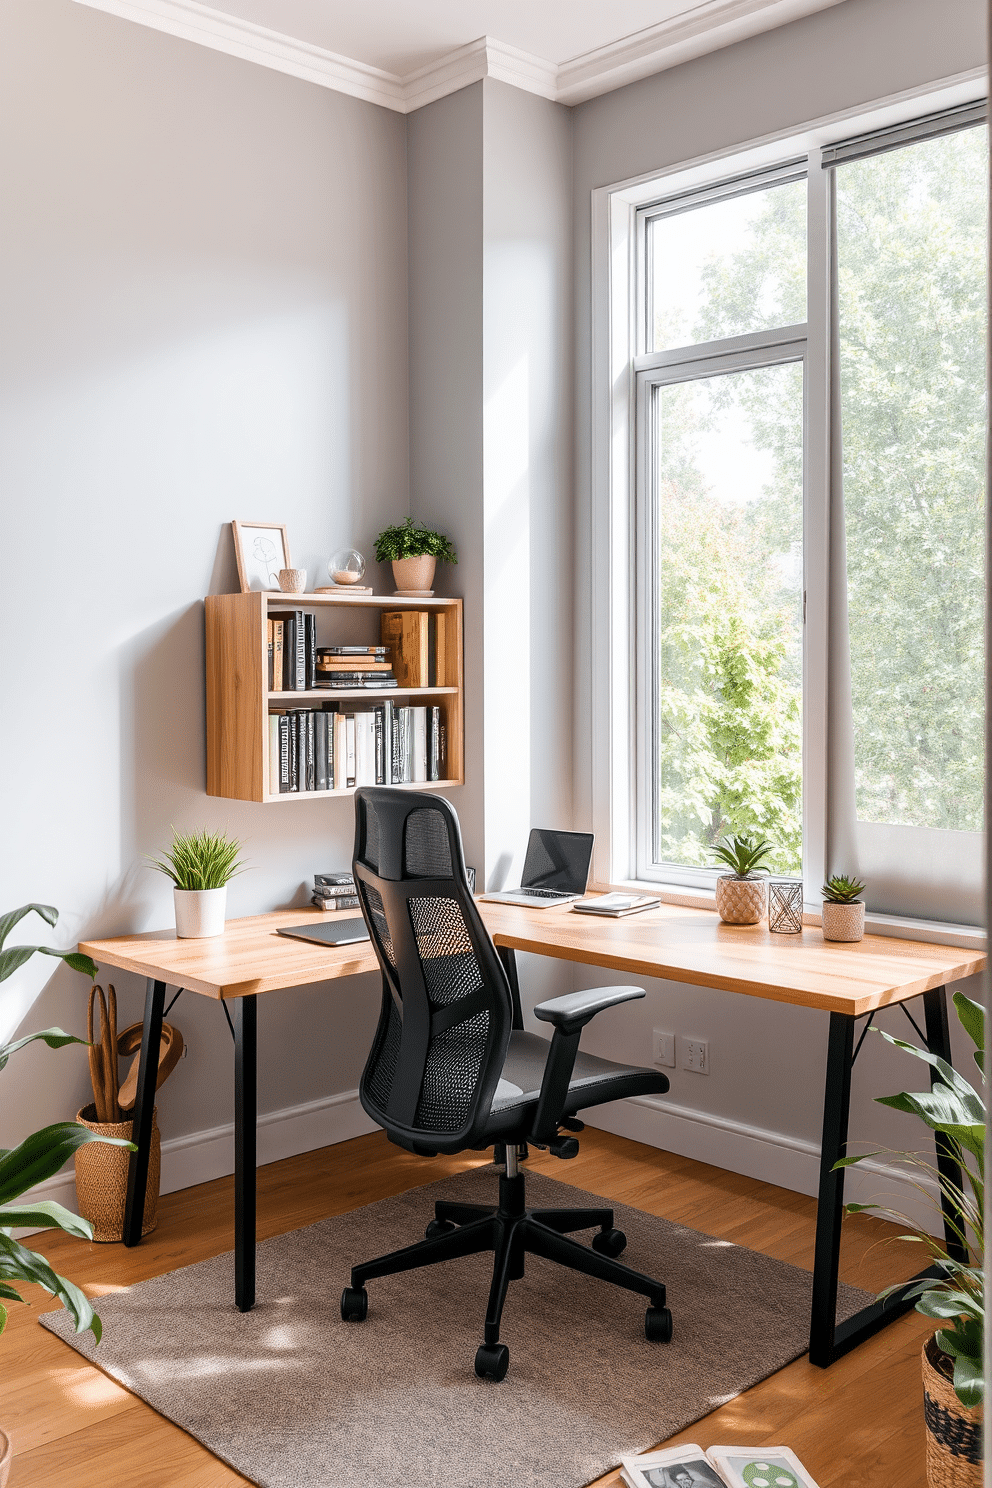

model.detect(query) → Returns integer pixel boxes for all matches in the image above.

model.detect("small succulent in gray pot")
[820,874,866,942]
[710,834,774,925]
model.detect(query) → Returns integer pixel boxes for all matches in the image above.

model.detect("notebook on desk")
[277,918,370,947]
[478,828,594,908]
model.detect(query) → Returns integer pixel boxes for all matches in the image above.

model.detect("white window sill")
[596,878,986,952]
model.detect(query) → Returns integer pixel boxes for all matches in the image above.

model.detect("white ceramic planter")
[392,554,436,592]
[821,900,865,942]
[174,886,227,938]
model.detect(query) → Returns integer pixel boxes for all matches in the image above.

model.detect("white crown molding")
[74,0,854,112]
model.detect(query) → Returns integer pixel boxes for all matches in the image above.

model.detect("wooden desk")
[81,900,984,1366]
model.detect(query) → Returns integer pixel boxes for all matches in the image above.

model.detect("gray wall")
[570,0,986,1197]
[0,0,408,1158]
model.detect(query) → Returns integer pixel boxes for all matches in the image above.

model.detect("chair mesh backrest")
[353,789,511,1148]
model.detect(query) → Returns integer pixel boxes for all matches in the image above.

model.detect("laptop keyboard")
[519,887,574,899]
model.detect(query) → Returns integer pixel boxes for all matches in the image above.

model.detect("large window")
[629,104,987,905]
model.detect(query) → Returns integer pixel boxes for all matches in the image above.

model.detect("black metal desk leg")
[497,947,524,1031]
[234,995,257,1313]
[809,1011,855,1366]
[923,987,969,1263]
[123,978,166,1248]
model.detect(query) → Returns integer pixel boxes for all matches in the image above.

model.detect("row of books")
[312,871,359,912]
[268,701,446,794]
[266,610,450,694]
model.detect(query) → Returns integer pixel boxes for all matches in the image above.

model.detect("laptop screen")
[520,829,594,893]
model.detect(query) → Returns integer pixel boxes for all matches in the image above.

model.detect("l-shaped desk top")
[80,898,985,1015]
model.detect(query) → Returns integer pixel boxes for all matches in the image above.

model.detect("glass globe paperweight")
[327,548,366,587]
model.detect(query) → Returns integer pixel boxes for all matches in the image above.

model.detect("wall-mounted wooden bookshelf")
[205,590,464,803]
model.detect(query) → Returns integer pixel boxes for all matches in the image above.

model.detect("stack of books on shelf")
[312,872,359,912]
[315,646,397,690]
[268,700,446,794]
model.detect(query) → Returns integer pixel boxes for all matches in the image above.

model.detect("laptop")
[277,918,370,947]
[479,828,594,909]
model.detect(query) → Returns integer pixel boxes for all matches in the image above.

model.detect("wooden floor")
[5,1128,932,1487]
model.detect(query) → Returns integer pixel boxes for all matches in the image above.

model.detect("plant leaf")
[0,1201,94,1239]
[0,904,58,953]
[0,1028,89,1073]
[951,1351,984,1409]
[0,1233,101,1340]
[0,945,98,988]
[0,1124,134,1206]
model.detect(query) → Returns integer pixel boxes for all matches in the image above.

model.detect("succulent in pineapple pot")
[710,834,774,925]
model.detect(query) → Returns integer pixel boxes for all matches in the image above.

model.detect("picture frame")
[231,521,291,593]
[707,1446,820,1488]
[620,1445,727,1488]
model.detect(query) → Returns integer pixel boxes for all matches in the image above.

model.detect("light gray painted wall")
[570,0,986,1188]
[0,0,409,1152]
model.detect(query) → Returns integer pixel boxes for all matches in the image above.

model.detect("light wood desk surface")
[81,899,985,1016]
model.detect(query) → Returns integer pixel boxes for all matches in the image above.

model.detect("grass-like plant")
[837,990,984,1408]
[148,828,245,891]
[0,904,132,1342]
[822,874,866,903]
[373,517,457,565]
[710,834,774,878]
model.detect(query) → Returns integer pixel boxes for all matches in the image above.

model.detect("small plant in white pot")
[820,874,866,942]
[149,828,245,938]
[373,517,457,595]
[710,834,774,925]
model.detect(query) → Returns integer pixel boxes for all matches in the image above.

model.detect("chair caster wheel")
[340,1286,368,1322]
[592,1227,627,1258]
[474,1342,510,1381]
[425,1218,456,1240]
[645,1305,673,1343]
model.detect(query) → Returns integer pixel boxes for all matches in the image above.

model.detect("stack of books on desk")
[312,872,359,912]
[572,893,660,918]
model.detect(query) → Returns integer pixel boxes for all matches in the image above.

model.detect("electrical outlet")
[678,1036,709,1074]
[652,1029,675,1068]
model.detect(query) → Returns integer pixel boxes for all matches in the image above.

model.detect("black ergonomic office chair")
[340,788,673,1381]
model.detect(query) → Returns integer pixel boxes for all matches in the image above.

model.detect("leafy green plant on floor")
[837,990,985,1407]
[0,904,132,1342]
[373,517,458,565]
[147,828,246,891]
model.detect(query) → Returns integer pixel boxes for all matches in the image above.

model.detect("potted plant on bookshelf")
[148,828,245,938]
[838,991,984,1487]
[710,834,774,924]
[373,517,457,595]
[0,905,132,1484]
[820,874,866,942]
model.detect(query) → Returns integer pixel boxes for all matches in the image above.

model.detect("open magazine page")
[706,1446,821,1488]
[619,1445,729,1487]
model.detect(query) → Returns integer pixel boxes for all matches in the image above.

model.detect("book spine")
[305,613,316,690]
[268,713,280,793]
[315,713,328,792]
[435,612,447,687]
[305,710,315,791]
[413,706,427,783]
[313,884,358,898]
[294,610,306,691]
[312,894,360,910]
[282,615,295,691]
[398,707,413,783]
[279,714,291,792]
[346,715,356,788]
[429,706,441,782]
[333,713,346,790]
[427,614,436,688]
[267,620,274,693]
[374,705,384,785]
[273,620,284,693]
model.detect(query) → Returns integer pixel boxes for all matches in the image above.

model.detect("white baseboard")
[19,1087,377,1232]
[585,1093,944,1237]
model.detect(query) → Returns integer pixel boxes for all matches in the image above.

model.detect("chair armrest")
[533,985,645,1036]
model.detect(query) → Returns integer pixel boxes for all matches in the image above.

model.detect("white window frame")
[587,68,987,924]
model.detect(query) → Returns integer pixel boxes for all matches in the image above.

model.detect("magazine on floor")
[619,1443,821,1488]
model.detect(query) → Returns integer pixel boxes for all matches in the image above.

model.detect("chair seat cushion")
[485,1030,669,1141]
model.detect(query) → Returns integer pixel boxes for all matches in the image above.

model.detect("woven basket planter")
[74,1103,160,1242]
[715,874,767,925]
[923,1335,982,1487]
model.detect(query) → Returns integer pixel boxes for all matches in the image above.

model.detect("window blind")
[821,99,987,169]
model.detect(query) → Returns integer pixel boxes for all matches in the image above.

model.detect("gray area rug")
[42,1167,870,1488]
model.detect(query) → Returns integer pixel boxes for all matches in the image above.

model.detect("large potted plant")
[839,991,984,1486]
[0,904,131,1484]
[373,517,457,594]
[148,827,245,938]
[710,834,774,924]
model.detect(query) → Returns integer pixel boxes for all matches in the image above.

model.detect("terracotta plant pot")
[174,886,227,938]
[391,554,436,592]
[715,874,767,925]
[922,1333,982,1486]
[74,1103,160,1242]
[821,900,865,942]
